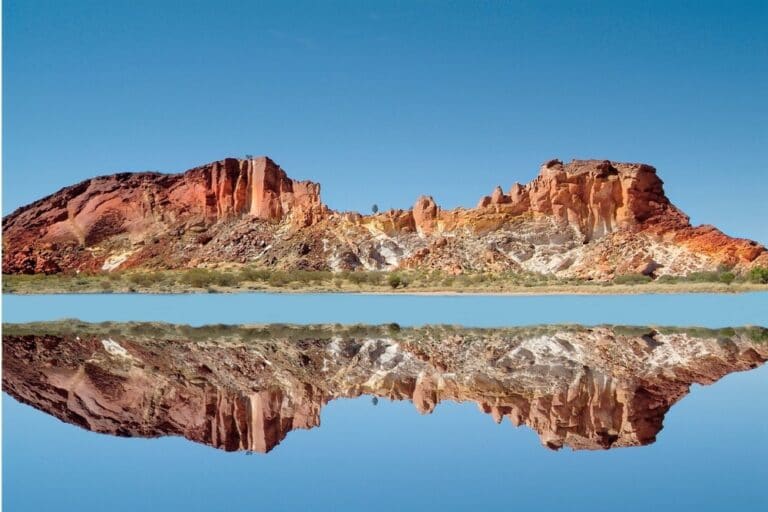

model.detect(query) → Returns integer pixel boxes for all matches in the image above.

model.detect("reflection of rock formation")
[3,323,767,452]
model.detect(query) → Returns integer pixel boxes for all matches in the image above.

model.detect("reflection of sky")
[3,364,767,511]
[4,293,766,509]
[3,293,768,327]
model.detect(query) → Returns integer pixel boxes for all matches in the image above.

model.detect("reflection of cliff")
[3,323,767,452]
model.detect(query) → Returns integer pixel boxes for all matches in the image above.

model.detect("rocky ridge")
[3,322,766,452]
[3,157,766,279]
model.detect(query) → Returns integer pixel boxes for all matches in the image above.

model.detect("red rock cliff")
[2,157,327,273]
[2,156,766,276]
[474,159,682,240]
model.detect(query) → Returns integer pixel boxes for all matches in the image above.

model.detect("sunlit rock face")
[1,157,328,273]
[3,323,766,453]
[3,157,766,277]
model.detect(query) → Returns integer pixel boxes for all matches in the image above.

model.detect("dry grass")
[3,268,768,295]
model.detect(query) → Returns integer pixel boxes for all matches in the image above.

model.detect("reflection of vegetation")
[3,320,766,346]
[611,325,655,337]
[633,325,768,343]
[3,265,768,294]
[744,326,768,343]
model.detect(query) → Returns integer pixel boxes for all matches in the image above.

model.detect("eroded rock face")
[202,157,325,225]
[4,322,766,453]
[412,195,439,235]
[2,157,327,273]
[3,157,765,278]
[486,160,675,239]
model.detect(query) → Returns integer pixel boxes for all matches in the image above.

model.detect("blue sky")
[4,0,767,242]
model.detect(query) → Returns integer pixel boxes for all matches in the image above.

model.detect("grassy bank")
[3,266,768,295]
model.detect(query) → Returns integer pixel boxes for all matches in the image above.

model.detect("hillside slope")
[3,157,766,279]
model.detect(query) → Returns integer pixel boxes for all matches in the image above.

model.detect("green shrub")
[685,271,721,283]
[342,272,365,286]
[179,269,214,288]
[289,270,332,283]
[239,268,271,282]
[211,271,238,287]
[347,272,367,286]
[127,273,143,285]
[718,271,736,285]
[364,272,384,285]
[268,272,290,287]
[127,272,160,287]
[613,274,652,285]
[388,274,402,289]
[344,271,384,286]
[748,266,768,284]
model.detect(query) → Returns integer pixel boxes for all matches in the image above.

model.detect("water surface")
[3,293,767,511]
[4,292,767,326]
[4,364,767,511]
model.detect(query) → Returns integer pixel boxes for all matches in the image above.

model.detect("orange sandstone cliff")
[3,157,765,279]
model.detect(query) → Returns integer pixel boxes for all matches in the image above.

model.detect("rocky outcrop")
[200,157,326,225]
[2,157,327,273]
[3,156,766,278]
[474,160,677,239]
[4,322,766,452]
[412,195,439,235]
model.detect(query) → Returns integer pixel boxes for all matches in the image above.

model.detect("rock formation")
[4,322,766,452]
[3,157,766,279]
[412,195,439,236]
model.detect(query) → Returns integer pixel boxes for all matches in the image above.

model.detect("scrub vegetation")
[3,266,768,295]
[3,319,766,344]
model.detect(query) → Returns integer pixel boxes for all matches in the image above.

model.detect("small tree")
[371,204,379,214]
[719,271,736,285]
[748,266,768,284]
[388,273,402,289]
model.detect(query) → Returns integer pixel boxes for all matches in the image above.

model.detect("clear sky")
[4,0,767,243]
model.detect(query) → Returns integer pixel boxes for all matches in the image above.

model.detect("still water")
[3,293,767,511]
[3,368,767,511]
[3,292,768,326]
